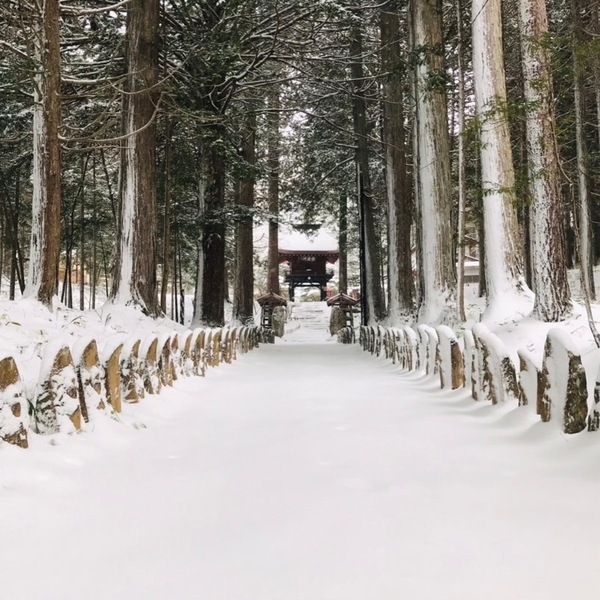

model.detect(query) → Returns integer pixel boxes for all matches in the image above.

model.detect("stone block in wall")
[120,338,145,404]
[140,337,161,395]
[211,329,222,367]
[436,325,464,390]
[222,329,233,364]
[157,334,174,387]
[463,329,478,400]
[103,342,124,413]
[0,356,28,448]
[193,329,207,375]
[72,338,106,423]
[181,331,195,376]
[517,348,540,408]
[417,325,438,376]
[471,324,519,405]
[35,342,81,434]
[170,334,180,381]
[400,326,418,373]
[540,329,589,434]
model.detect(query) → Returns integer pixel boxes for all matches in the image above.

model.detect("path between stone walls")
[1,341,599,600]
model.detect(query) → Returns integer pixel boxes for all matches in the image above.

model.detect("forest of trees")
[1,0,600,328]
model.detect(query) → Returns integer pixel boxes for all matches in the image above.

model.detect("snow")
[278,224,338,252]
[2,301,600,598]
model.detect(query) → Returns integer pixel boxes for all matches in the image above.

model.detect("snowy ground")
[2,309,599,599]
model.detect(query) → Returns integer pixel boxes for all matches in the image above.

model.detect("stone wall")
[352,324,598,436]
[0,326,262,449]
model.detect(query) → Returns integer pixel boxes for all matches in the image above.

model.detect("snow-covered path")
[2,340,600,599]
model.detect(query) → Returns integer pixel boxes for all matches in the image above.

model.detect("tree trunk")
[573,0,596,303]
[518,0,571,321]
[92,153,97,309]
[411,0,457,325]
[267,87,281,295]
[79,154,86,310]
[349,13,386,324]
[338,193,348,295]
[192,127,227,327]
[380,1,414,322]
[160,118,172,313]
[110,0,160,315]
[233,109,256,325]
[472,0,530,322]
[456,0,467,322]
[26,0,62,306]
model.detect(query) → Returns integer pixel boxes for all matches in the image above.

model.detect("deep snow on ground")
[2,311,600,600]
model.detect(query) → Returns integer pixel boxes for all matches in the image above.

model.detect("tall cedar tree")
[472,0,530,322]
[26,0,62,306]
[380,1,414,321]
[519,0,571,321]
[111,0,160,314]
[350,9,386,324]
[411,0,457,325]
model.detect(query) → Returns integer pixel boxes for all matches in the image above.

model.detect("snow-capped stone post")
[539,329,589,434]
[472,324,519,404]
[400,326,419,373]
[0,356,28,448]
[417,325,438,376]
[230,328,240,362]
[222,329,233,364]
[517,348,540,408]
[72,339,106,422]
[168,334,181,381]
[35,343,81,434]
[140,337,161,395]
[211,329,222,367]
[157,334,174,387]
[120,338,145,404]
[181,331,195,376]
[192,329,206,375]
[436,326,464,390]
[103,342,124,413]
[463,329,479,400]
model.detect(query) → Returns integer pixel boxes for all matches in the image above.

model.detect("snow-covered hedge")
[355,323,599,436]
[0,325,261,449]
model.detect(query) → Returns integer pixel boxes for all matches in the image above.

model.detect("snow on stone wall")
[356,322,597,436]
[0,326,262,449]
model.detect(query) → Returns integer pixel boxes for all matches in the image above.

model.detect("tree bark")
[572,0,596,303]
[110,0,160,315]
[192,127,227,327]
[267,87,281,295]
[411,0,457,325]
[26,0,62,306]
[338,193,348,295]
[350,12,386,324]
[455,0,467,322]
[518,0,571,321]
[472,0,530,322]
[380,1,414,322]
[160,118,172,313]
[233,109,256,325]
